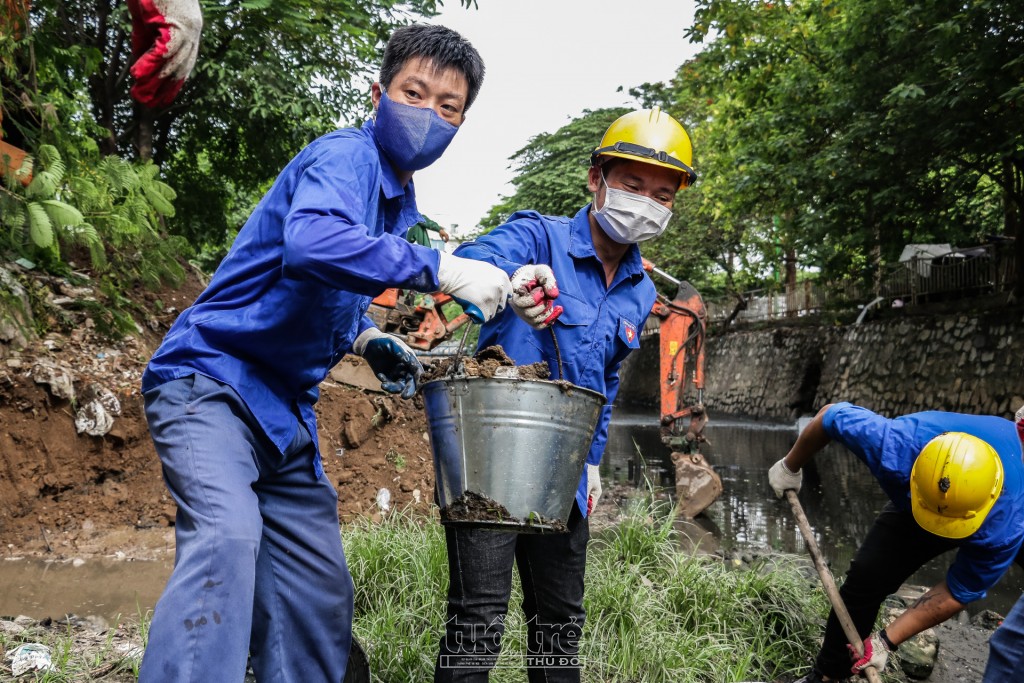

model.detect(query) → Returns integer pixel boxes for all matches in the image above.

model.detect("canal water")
[1,413,1022,622]
[603,411,1024,618]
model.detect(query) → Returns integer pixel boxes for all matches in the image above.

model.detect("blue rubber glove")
[352,328,423,399]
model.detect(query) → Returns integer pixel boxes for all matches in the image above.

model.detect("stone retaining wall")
[703,309,1024,421]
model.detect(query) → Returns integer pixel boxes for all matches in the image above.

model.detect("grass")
[345,500,830,683]
[0,502,830,681]
[0,616,143,681]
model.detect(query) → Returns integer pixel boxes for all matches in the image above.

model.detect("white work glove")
[849,631,891,675]
[436,252,512,323]
[128,0,203,108]
[352,327,423,399]
[586,464,602,514]
[768,458,802,499]
[510,264,563,330]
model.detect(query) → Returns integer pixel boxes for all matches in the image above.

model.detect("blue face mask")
[375,88,459,171]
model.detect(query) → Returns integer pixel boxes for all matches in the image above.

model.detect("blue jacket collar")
[569,204,646,283]
[363,118,408,200]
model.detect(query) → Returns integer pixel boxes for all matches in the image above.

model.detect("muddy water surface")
[0,556,171,622]
[604,411,1024,617]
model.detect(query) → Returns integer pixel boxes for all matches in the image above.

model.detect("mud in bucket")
[423,376,605,533]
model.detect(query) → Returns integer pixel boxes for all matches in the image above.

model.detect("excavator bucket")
[671,450,722,518]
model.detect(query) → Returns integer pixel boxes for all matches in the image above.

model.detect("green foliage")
[344,504,828,683]
[0,144,189,337]
[23,0,482,247]
[1,145,180,267]
[677,0,1022,290]
[485,1,1021,299]
[2,145,99,260]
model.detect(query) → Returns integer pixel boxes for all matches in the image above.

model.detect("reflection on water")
[605,411,1024,616]
[0,556,171,622]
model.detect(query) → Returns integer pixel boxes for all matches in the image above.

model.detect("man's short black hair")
[380,24,485,111]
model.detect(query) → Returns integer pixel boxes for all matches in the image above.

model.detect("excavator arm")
[642,259,720,518]
[643,259,708,451]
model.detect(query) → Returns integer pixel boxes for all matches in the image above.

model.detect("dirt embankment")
[0,270,436,559]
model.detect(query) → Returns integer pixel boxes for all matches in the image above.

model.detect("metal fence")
[706,242,1017,324]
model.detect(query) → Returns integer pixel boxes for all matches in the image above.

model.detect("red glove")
[848,631,891,675]
[510,264,563,329]
[128,0,203,108]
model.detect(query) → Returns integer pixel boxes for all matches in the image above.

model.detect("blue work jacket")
[455,206,658,516]
[143,120,441,464]
[823,402,1024,603]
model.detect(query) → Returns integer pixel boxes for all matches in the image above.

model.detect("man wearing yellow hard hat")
[768,402,1024,683]
[434,108,694,682]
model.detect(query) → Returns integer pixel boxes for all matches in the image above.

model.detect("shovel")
[785,489,883,683]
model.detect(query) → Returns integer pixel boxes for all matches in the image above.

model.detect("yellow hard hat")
[591,107,696,189]
[910,432,1004,539]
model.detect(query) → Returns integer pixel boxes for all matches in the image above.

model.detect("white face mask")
[591,172,673,244]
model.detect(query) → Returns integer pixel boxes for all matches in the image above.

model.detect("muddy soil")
[440,490,517,523]
[422,344,550,381]
[0,270,436,560]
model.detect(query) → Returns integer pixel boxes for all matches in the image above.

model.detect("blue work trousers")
[139,374,354,683]
[984,593,1024,682]
[434,506,589,683]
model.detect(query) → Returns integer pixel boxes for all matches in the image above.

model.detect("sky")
[402,0,701,238]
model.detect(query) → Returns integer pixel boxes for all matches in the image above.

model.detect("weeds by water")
[1,502,828,681]
[345,500,828,683]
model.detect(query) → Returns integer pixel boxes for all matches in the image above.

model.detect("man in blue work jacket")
[768,402,1024,683]
[138,24,512,683]
[433,108,698,682]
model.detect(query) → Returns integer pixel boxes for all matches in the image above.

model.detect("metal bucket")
[423,376,605,533]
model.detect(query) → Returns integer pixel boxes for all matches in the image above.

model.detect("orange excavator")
[354,258,720,517]
[641,260,720,518]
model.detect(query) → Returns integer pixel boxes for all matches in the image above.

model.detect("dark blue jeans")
[435,506,589,683]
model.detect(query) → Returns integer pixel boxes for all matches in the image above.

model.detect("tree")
[682,0,1022,293]
[479,108,628,230]
[15,0,477,245]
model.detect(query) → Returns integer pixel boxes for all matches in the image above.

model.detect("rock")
[340,397,377,449]
[971,609,1004,630]
[342,420,371,449]
[897,628,939,679]
[0,267,34,349]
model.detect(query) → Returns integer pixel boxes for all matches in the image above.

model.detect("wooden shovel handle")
[786,489,884,683]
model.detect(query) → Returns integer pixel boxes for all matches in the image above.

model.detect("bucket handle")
[549,327,564,381]
[449,322,473,378]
